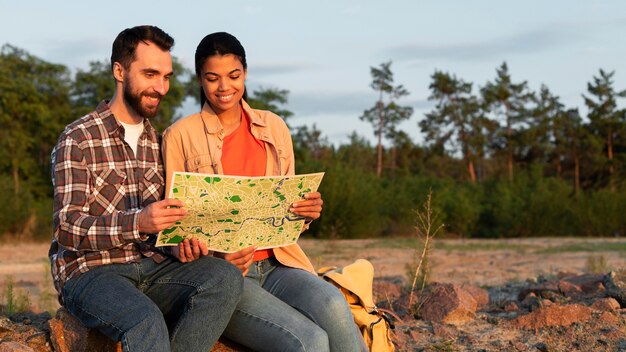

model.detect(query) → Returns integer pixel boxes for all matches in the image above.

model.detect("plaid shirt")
[50,101,166,299]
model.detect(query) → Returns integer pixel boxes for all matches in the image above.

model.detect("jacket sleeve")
[52,135,143,252]
[161,126,188,196]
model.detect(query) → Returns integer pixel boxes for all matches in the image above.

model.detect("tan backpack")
[318,259,396,352]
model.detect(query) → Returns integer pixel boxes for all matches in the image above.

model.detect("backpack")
[318,259,396,352]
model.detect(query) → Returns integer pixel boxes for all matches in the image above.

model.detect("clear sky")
[2,0,626,146]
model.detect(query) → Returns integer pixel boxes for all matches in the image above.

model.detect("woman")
[162,32,365,352]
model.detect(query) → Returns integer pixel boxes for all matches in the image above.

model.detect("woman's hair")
[195,32,247,107]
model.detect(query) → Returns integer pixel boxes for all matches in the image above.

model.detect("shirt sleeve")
[52,135,144,251]
[162,126,187,195]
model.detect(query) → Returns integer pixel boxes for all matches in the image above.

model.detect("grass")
[536,242,626,254]
[1,276,32,316]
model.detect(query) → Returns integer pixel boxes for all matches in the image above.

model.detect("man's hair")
[110,25,174,71]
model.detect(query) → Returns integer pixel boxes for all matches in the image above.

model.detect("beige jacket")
[162,100,315,274]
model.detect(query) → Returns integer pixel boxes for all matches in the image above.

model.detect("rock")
[0,341,35,352]
[558,280,583,298]
[591,297,621,312]
[598,311,619,325]
[520,293,542,312]
[504,301,519,312]
[48,308,120,352]
[605,269,626,307]
[509,304,592,331]
[460,284,489,309]
[48,308,248,352]
[563,273,606,294]
[518,280,559,301]
[419,283,477,325]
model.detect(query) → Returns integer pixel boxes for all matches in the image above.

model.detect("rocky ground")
[1,237,625,351]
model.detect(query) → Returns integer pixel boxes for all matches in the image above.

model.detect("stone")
[605,269,626,307]
[0,341,35,352]
[419,283,477,325]
[48,308,248,352]
[48,308,120,352]
[563,273,606,294]
[591,297,621,312]
[504,301,519,312]
[509,304,592,331]
[460,284,489,309]
[557,280,583,298]
[520,293,542,312]
[598,311,619,325]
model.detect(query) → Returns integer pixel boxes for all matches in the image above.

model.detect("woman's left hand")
[290,192,323,221]
[173,238,209,263]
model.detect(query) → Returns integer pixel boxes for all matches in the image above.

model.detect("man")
[49,25,243,352]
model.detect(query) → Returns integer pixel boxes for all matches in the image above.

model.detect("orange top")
[221,109,273,261]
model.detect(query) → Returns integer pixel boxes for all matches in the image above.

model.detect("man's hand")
[137,198,187,234]
[173,238,209,263]
[289,192,323,221]
[214,246,256,276]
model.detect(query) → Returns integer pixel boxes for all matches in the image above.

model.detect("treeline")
[1,44,625,241]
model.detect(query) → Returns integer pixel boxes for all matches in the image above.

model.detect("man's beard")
[123,81,162,119]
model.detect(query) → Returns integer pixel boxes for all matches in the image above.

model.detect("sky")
[2,1,626,146]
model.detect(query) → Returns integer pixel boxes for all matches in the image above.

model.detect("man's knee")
[298,325,330,352]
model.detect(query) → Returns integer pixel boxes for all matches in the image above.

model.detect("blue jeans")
[62,256,243,352]
[223,257,365,352]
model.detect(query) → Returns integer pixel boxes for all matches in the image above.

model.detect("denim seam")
[153,279,203,290]
[234,308,307,350]
[71,302,125,336]
[168,267,233,342]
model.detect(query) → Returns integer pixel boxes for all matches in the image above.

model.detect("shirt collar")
[96,100,156,136]
[199,99,267,135]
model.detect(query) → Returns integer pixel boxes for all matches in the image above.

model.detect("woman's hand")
[214,246,256,276]
[173,238,209,263]
[290,192,323,221]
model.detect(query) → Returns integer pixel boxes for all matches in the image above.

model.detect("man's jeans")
[62,256,243,352]
[223,257,365,352]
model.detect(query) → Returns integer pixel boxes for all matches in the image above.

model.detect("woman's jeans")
[62,256,243,352]
[222,257,366,352]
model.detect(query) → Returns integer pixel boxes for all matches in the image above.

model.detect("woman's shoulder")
[244,103,288,131]
[164,111,204,136]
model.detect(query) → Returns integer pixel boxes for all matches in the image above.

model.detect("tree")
[0,44,72,195]
[246,87,294,125]
[481,62,533,181]
[582,69,626,188]
[420,71,492,183]
[530,85,565,176]
[360,61,413,177]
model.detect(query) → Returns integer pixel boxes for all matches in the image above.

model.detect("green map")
[156,172,324,252]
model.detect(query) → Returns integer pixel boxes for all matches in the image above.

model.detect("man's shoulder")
[59,110,107,143]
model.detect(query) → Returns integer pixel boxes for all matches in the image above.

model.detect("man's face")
[122,41,173,119]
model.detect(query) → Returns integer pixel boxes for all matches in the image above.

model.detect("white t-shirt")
[119,120,145,157]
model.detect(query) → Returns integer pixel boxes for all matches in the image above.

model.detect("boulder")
[460,284,489,309]
[48,308,247,352]
[509,304,592,331]
[48,308,120,352]
[557,280,583,298]
[591,297,621,312]
[0,341,35,352]
[419,283,477,325]
[605,269,626,307]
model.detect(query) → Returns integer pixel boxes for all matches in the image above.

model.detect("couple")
[50,25,365,352]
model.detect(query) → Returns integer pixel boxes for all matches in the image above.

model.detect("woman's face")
[199,54,246,115]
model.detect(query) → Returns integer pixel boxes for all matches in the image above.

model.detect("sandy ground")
[0,237,624,313]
